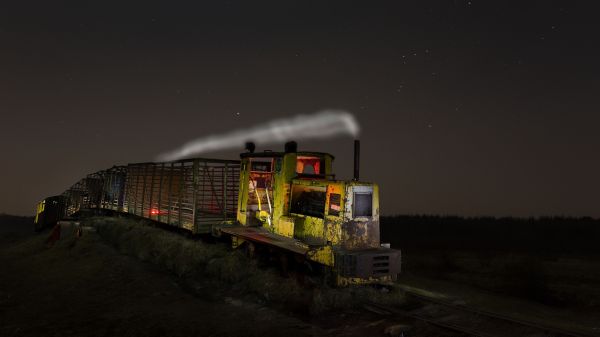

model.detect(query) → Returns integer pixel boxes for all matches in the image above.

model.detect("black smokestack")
[245,142,256,153]
[353,139,360,181]
[284,141,298,153]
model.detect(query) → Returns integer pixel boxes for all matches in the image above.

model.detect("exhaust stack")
[353,139,360,181]
[284,141,298,153]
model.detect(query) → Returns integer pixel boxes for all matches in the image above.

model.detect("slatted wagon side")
[123,159,240,234]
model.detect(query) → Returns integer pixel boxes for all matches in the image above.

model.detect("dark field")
[0,214,35,243]
[381,215,600,255]
[0,215,407,337]
[2,213,599,336]
[0,215,330,337]
[382,215,600,308]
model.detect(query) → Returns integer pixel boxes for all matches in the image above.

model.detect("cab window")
[290,184,326,218]
[296,156,322,175]
[251,159,273,172]
[353,192,372,217]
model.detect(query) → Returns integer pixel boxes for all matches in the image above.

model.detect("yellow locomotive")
[220,141,401,285]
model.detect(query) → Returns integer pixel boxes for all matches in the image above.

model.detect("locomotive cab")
[225,142,401,285]
[34,195,65,232]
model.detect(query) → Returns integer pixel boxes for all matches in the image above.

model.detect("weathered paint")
[274,215,295,238]
[231,236,245,249]
[336,274,394,287]
[341,183,380,250]
[221,226,309,255]
[228,150,400,286]
[236,160,250,225]
[34,200,45,224]
[236,151,334,235]
[36,144,400,286]
[306,245,334,266]
[293,214,325,245]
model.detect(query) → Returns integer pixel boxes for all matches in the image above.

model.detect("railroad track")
[365,288,596,337]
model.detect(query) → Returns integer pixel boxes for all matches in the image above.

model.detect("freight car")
[35,141,401,286]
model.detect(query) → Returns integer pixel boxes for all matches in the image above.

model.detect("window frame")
[350,185,374,219]
[250,158,274,173]
[327,192,342,217]
[289,184,327,219]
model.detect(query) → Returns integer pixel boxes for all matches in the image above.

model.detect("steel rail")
[365,302,494,337]
[366,289,595,337]
[403,290,595,337]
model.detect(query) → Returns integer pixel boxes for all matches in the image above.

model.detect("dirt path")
[0,229,324,337]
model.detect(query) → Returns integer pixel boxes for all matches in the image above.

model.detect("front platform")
[219,226,309,255]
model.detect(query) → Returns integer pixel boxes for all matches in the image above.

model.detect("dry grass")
[86,216,406,315]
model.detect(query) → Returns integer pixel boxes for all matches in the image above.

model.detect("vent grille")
[335,249,401,278]
[372,255,390,275]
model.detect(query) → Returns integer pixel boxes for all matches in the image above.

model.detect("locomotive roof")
[239,151,335,159]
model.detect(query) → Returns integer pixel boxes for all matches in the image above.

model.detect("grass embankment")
[1,219,327,337]
[87,216,405,315]
[0,214,34,243]
[381,215,600,308]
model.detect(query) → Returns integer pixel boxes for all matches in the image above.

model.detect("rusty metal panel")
[156,163,165,222]
[57,166,126,218]
[61,179,86,217]
[125,164,145,216]
[194,160,241,233]
[125,164,149,217]
[83,173,104,209]
[121,159,239,233]
[221,226,309,255]
[100,166,127,211]
[341,184,380,250]
[140,164,148,217]
[180,161,195,231]
[335,248,401,279]
[124,165,140,214]
[51,158,239,234]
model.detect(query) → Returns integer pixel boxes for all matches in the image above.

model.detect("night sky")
[1,1,598,217]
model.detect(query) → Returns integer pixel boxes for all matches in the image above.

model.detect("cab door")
[289,183,326,245]
[238,157,275,227]
[342,184,380,250]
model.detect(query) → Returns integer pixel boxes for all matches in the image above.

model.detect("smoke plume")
[157,110,359,161]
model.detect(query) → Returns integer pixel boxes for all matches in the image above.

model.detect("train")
[34,140,401,286]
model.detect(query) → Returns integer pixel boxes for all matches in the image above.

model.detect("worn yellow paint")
[324,219,342,245]
[306,245,334,266]
[257,210,269,222]
[339,182,381,250]
[336,274,394,287]
[230,150,393,285]
[237,211,247,226]
[231,236,245,249]
[274,216,295,238]
[237,152,335,234]
[372,183,380,218]
[236,160,250,225]
[293,214,325,244]
[34,200,45,224]
[271,155,297,224]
